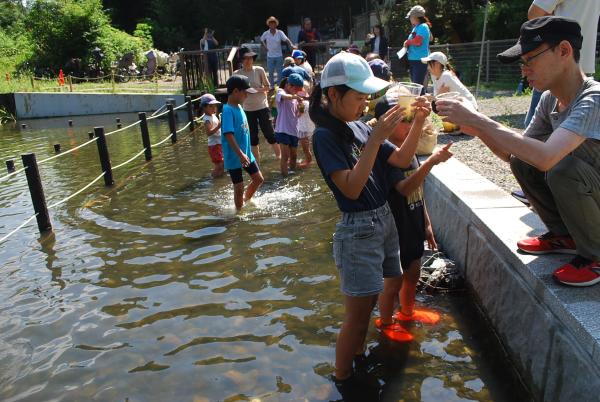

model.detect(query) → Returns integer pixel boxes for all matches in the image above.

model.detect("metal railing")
[180,47,238,94]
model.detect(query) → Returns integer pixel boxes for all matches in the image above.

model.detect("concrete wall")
[13,93,186,119]
[424,157,600,401]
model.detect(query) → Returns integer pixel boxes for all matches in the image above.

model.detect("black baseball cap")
[497,16,582,64]
[226,74,258,94]
[239,46,257,59]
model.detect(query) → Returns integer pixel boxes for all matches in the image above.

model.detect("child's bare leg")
[289,147,297,171]
[251,145,260,166]
[399,259,421,316]
[279,145,290,176]
[335,295,377,380]
[233,182,244,210]
[300,138,312,166]
[212,162,224,178]
[377,276,403,325]
[244,170,264,202]
[270,142,281,159]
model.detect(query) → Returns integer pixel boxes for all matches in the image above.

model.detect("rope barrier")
[47,171,106,210]
[0,166,28,183]
[112,148,147,171]
[105,120,141,137]
[172,101,189,111]
[0,213,39,244]
[146,109,170,121]
[37,137,98,166]
[176,122,191,134]
[151,133,174,148]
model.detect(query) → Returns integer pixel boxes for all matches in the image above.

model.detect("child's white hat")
[320,52,390,94]
[421,52,448,66]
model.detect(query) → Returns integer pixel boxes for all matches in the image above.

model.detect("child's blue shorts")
[332,203,403,297]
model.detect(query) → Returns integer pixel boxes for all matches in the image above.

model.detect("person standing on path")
[524,0,600,127]
[366,25,389,62]
[261,16,295,89]
[403,5,432,94]
[436,16,600,288]
[234,46,280,164]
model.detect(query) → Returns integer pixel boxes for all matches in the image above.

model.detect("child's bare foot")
[394,308,441,325]
[297,160,312,169]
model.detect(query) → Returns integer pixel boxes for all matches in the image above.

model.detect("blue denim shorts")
[332,203,402,297]
[275,132,299,148]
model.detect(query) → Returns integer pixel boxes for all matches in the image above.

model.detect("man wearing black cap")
[436,16,600,287]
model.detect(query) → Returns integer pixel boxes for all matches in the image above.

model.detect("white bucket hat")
[320,52,390,94]
[421,51,448,66]
[406,5,426,19]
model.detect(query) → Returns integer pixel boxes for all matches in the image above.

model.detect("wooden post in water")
[53,144,61,153]
[6,160,15,173]
[185,96,195,132]
[167,104,177,143]
[21,153,52,234]
[94,127,114,186]
[138,112,152,161]
[88,131,94,139]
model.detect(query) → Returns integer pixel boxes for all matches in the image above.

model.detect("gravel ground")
[435,94,532,194]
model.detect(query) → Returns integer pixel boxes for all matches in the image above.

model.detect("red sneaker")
[517,232,576,255]
[553,256,600,287]
[374,318,413,342]
[395,308,441,325]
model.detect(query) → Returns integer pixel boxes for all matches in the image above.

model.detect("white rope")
[172,101,189,111]
[37,137,98,166]
[112,148,147,171]
[105,120,141,137]
[151,133,174,148]
[0,166,27,183]
[146,109,170,121]
[0,213,38,244]
[47,171,106,210]
[176,122,191,134]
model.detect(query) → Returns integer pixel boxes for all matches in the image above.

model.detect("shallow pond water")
[0,114,529,401]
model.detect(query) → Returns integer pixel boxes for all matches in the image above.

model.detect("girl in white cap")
[422,51,478,110]
[310,51,431,396]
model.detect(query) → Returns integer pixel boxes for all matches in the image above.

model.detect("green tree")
[133,21,154,49]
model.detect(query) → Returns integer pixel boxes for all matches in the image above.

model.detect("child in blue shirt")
[310,52,431,397]
[221,75,264,209]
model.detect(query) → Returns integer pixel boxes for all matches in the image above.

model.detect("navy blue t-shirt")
[313,121,397,212]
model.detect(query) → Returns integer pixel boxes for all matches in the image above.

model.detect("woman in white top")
[233,47,280,163]
[421,51,478,110]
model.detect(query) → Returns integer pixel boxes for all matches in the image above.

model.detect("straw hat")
[266,16,279,26]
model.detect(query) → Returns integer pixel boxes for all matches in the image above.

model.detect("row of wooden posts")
[7,95,198,238]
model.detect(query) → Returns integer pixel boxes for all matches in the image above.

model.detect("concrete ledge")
[13,92,185,119]
[424,157,600,401]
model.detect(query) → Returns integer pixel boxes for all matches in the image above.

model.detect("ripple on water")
[184,226,227,239]
[420,377,478,402]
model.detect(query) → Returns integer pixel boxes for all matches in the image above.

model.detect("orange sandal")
[374,318,413,342]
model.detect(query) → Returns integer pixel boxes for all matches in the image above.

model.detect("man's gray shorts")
[332,203,403,297]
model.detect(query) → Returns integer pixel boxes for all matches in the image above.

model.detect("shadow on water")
[0,116,530,401]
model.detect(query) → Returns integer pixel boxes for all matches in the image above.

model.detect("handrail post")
[138,112,152,161]
[21,153,52,234]
[94,127,114,186]
[167,103,177,143]
[185,96,195,132]
[6,160,15,173]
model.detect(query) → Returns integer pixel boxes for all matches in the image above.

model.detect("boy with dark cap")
[221,75,265,209]
[436,16,600,287]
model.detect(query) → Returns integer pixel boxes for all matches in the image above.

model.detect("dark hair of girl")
[309,83,355,143]
[374,24,385,37]
[279,77,288,88]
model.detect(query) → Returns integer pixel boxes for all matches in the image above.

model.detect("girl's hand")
[425,224,437,250]
[428,142,453,165]
[371,104,405,143]
[412,96,431,120]
[403,40,408,48]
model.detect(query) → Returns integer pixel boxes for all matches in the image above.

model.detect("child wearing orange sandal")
[375,91,453,325]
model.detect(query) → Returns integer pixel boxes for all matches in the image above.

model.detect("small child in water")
[200,93,224,178]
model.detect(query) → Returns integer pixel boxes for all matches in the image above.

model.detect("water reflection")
[0,117,528,401]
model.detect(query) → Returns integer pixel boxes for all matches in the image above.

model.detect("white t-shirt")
[260,29,290,58]
[300,61,314,77]
[432,70,478,110]
[203,113,221,146]
[532,0,600,74]
[297,100,315,133]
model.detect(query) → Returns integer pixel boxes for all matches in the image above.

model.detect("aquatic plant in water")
[0,106,15,124]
